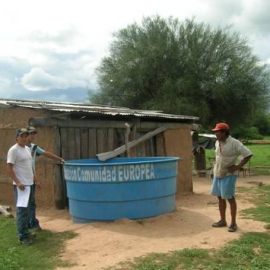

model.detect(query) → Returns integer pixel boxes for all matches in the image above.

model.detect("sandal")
[212,220,227,227]
[228,224,238,232]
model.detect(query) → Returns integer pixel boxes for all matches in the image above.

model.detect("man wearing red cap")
[211,123,252,232]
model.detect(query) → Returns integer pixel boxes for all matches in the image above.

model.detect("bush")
[232,126,263,140]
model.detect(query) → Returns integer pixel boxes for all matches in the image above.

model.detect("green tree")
[253,112,270,135]
[90,16,270,127]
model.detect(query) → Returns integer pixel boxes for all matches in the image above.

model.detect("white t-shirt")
[214,136,252,178]
[7,143,34,185]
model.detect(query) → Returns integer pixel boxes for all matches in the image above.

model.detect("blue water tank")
[63,157,179,223]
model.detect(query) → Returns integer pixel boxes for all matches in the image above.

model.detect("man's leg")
[225,175,237,232]
[211,178,227,227]
[13,186,33,245]
[17,206,28,239]
[228,197,237,225]
[28,184,41,230]
[17,206,32,244]
[212,196,227,227]
[218,196,227,222]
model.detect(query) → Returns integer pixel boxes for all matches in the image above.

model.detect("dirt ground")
[36,175,269,270]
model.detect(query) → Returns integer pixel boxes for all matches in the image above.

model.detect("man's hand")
[17,182,25,191]
[227,165,239,173]
[35,180,41,190]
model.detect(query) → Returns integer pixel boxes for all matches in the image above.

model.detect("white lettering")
[123,166,129,181]
[111,167,116,181]
[134,165,140,180]
[118,165,123,181]
[129,165,135,180]
[141,164,145,179]
[64,163,156,182]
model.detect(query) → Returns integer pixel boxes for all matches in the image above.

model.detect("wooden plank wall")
[59,127,160,160]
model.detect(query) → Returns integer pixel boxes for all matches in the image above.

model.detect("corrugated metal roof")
[0,98,199,121]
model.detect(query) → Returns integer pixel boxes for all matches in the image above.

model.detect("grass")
[106,232,270,270]
[246,144,270,175]
[105,183,270,270]
[247,144,270,167]
[2,184,270,270]
[0,217,77,270]
[240,185,270,226]
[2,142,270,269]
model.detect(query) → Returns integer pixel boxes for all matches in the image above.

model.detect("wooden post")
[125,123,130,157]
[163,127,193,194]
[53,126,65,209]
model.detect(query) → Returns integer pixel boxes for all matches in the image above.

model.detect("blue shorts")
[211,175,237,199]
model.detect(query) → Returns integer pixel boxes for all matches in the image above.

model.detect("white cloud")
[21,68,69,91]
[0,77,12,91]
[0,0,269,102]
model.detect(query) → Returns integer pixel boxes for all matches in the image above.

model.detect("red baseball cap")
[212,123,230,131]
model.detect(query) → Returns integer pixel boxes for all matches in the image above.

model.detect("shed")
[0,98,199,209]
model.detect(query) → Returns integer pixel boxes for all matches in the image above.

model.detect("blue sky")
[0,0,269,103]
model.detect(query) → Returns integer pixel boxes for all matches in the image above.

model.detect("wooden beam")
[29,117,193,130]
[97,125,170,161]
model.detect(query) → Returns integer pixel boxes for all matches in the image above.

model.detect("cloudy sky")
[0,0,270,103]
